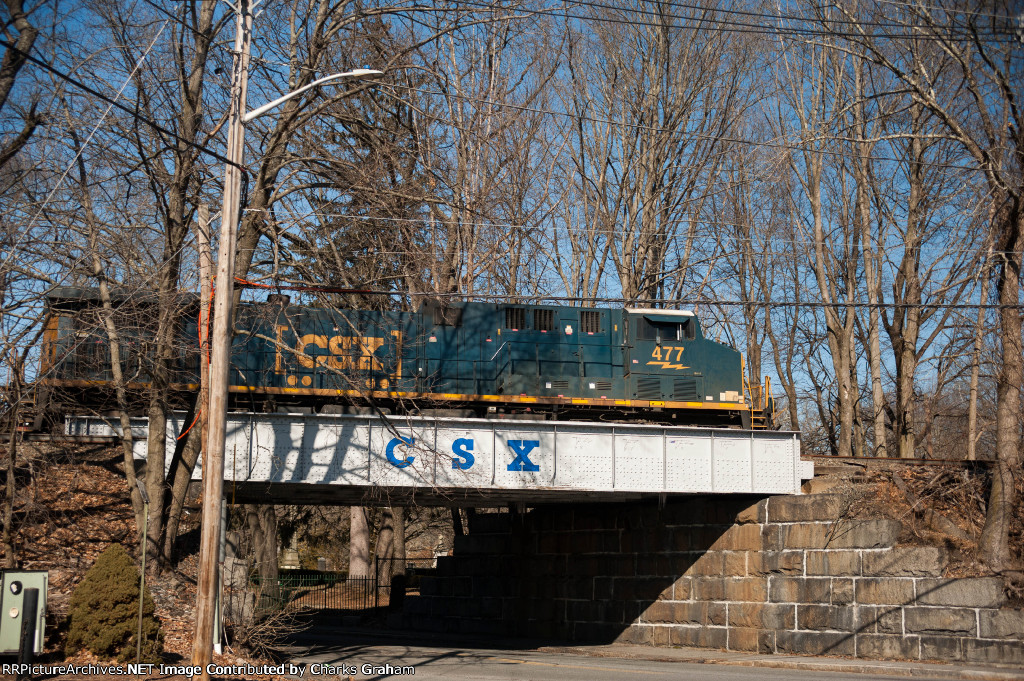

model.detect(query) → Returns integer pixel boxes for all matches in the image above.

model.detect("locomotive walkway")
[67,412,810,505]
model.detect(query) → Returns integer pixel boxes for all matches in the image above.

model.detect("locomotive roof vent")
[266,293,291,306]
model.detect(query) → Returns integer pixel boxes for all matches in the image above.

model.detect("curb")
[289,627,1024,681]
[538,645,1024,681]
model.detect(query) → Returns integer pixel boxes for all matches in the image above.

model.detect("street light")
[192,0,382,672]
[243,69,384,122]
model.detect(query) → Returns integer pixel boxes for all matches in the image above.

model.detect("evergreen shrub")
[66,544,163,662]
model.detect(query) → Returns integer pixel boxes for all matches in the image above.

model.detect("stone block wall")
[406,495,1024,663]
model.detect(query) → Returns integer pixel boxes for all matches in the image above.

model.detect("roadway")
[284,629,1020,681]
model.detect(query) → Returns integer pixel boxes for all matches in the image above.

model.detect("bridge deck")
[68,413,809,505]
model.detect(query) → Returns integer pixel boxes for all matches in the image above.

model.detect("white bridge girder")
[67,413,810,505]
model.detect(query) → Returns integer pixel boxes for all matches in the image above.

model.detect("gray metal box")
[0,571,47,655]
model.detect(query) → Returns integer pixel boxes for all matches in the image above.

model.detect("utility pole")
[197,204,212,464]
[190,0,379,667]
[193,0,251,674]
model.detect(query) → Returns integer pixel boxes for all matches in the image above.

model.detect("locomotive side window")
[420,299,462,326]
[432,305,463,326]
[534,309,555,331]
[504,307,527,330]
[580,310,602,333]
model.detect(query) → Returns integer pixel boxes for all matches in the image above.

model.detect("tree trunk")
[161,427,201,564]
[854,64,886,456]
[2,364,19,568]
[348,506,370,578]
[66,108,146,530]
[144,397,167,574]
[162,205,212,563]
[967,276,989,461]
[979,212,1022,570]
[894,340,918,459]
[375,507,395,587]
[392,507,406,578]
[245,504,278,598]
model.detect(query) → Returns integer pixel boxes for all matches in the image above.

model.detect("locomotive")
[39,287,775,428]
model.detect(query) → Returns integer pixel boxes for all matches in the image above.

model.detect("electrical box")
[0,570,47,655]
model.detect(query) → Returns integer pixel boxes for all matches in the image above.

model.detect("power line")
[237,282,1020,310]
[381,83,994,174]
[0,39,237,168]
[443,0,1019,41]
[870,0,1015,22]
[554,0,1017,38]
[0,21,171,278]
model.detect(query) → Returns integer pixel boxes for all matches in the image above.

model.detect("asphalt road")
[287,636,964,681]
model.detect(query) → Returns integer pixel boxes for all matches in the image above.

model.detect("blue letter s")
[451,438,475,470]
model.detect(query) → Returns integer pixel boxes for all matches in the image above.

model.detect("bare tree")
[559,0,747,305]
[774,24,863,457]
[833,0,1021,571]
[0,0,42,169]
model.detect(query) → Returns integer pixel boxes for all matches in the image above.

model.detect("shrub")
[66,544,163,662]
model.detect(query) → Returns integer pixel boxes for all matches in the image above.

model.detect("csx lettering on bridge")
[384,436,542,471]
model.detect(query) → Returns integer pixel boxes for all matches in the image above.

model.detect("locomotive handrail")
[489,341,508,362]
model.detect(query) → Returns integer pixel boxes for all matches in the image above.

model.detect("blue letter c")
[386,436,414,468]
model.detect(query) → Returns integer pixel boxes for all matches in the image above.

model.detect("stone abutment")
[406,493,1023,664]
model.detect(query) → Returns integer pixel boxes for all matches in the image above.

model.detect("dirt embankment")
[826,461,1023,591]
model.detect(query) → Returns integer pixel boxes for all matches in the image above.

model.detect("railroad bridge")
[67,412,810,504]
[63,413,1024,665]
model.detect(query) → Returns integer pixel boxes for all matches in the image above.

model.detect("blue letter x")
[507,439,540,471]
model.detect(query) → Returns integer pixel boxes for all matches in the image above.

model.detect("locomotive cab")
[623,308,748,426]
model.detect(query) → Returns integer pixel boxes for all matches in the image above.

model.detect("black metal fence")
[253,560,433,614]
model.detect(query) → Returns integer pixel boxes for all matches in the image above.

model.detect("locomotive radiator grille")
[636,377,662,400]
[673,378,700,401]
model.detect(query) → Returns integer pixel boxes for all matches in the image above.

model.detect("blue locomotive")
[40,287,774,428]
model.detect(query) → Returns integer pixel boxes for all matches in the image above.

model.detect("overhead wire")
[0,21,171,277]
[0,39,237,168]
[240,207,1004,257]
[379,83,997,174]
[551,0,1017,36]
[439,0,1019,41]
[230,281,1021,310]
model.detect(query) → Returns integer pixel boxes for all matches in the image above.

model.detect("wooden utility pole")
[193,0,251,674]
[197,204,212,464]
[191,9,376,667]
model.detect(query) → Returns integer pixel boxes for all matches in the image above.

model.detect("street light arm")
[241,69,384,123]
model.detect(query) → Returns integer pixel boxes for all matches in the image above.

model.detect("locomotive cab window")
[637,317,695,342]
[504,307,527,330]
